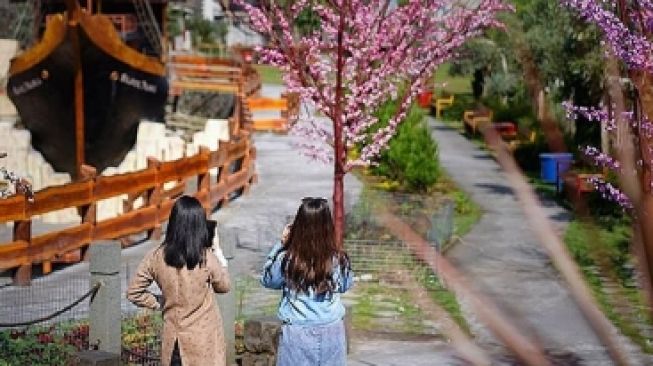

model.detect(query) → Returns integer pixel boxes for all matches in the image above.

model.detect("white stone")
[39,164,55,190]
[10,129,31,149]
[102,167,118,176]
[166,136,185,161]
[137,120,166,142]
[204,119,230,143]
[0,39,19,88]
[186,143,198,157]
[192,131,214,150]
[163,181,178,190]
[97,197,119,221]
[0,94,16,118]
[118,151,137,173]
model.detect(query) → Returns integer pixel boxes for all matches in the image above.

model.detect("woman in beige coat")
[127,196,230,366]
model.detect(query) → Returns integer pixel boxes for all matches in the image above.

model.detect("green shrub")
[0,328,77,365]
[372,103,440,192]
[482,94,534,123]
[440,93,476,121]
[513,136,548,172]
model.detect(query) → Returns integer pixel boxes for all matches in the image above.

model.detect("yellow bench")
[507,130,537,152]
[433,94,454,118]
[463,109,493,135]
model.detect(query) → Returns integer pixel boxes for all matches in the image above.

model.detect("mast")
[65,0,86,179]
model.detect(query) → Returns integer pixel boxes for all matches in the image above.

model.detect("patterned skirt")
[277,319,347,366]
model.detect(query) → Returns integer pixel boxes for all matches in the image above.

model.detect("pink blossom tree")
[561,0,653,296]
[239,0,510,246]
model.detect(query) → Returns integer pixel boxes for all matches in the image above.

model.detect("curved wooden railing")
[0,134,256,285]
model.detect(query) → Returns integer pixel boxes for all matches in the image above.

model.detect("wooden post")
[65,0,86,179]
[197,147,211,212]
[215,143,231,207]
[241,138,253,194]
[146,157,163,240]
[12,217,32,286]
[79,165,97,261]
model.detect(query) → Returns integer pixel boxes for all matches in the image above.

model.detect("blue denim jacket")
[261,241,354,326]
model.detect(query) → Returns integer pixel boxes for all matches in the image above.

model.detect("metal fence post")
[89,241,121,355]
[216,232,237,365]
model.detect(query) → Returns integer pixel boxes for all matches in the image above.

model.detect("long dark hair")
[163,196,208,270]
[281,197,350,294]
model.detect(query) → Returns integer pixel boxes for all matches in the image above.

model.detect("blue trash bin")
[539,153,573,184]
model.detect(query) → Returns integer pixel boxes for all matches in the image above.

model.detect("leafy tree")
[238,0,509,245]
[187,16,228,47]
[561,0,653,312]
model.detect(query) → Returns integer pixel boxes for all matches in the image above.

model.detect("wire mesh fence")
[0,188,457,365]
[0,271,94,365]
[232,188,459,339]
[120,261,164,366]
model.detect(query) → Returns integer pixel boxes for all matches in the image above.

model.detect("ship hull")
[7,12,168,175]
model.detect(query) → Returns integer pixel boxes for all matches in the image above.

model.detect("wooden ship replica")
[7,0,170,177]
[0,0,302,285]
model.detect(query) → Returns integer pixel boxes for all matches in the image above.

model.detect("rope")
[0,283,102,328]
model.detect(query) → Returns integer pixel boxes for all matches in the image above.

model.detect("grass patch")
[349,282,425,334]
[345,179,475,334]
[254,62,470,91]
[450,190,482,238]
[432,63,472,95]
[430,176,483,239]
[253,64,284,85]
[564,218,653,353]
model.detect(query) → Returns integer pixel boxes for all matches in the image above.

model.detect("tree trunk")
[332,2,347,248]
[333,158,345,249]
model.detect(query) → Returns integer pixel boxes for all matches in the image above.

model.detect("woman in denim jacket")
[261,197,354,366]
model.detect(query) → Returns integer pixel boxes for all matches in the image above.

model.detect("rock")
[241,353,275,366]
[244,317,281,354]
[205,118,230,142]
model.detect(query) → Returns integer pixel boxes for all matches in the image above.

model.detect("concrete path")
[430,119,650,365]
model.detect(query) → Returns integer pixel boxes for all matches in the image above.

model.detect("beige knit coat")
[127,246,230,366]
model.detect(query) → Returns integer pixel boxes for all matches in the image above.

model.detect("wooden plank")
[161,182,186,200]
[247,97,288,110]
[209,149,227,168]
[94,168,157,200]
[94,206,158,240]
[252,119,287,131]
[159,153,208,183]
[158,199,175,222]
[210,182,229,203]
[173,68,240,79]
[227,169,250,190]
[169,55,241,68]
[228,140,250,159]
[0,194,26,221]
[171,80,240,93]
[0,240,29,270]
[195,190,210,209]
[177,76,239,84]
[29,181,93,216]
[29,223,93,264]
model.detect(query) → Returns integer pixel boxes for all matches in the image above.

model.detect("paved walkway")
[430,119,651,365]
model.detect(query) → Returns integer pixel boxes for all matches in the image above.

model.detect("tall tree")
[238,0,510,246]
[561,0,653,305]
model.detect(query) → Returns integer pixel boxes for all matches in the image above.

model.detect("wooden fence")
[247,93,300,133]
[0,134,256,285]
